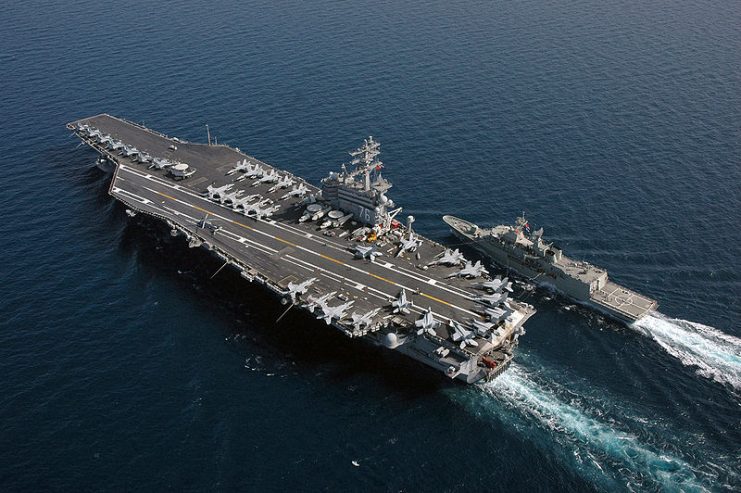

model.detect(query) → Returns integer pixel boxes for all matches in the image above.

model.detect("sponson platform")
[68,114,535,384]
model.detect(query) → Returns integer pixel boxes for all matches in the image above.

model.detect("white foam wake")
[633,312,741,392]
[481,365,708,491]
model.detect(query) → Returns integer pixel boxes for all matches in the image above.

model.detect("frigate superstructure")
[443,214,657,323]
[68,115,535,384]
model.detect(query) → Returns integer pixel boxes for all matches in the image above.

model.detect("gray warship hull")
[68,114,535,384]
[443,215,657,324]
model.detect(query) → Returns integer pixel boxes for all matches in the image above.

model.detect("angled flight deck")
[68,114,535,383]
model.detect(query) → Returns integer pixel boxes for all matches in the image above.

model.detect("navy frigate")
[443,214,657,323]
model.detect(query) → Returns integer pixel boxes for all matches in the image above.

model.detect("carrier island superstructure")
[443,215,657,323]
[68,114,535,384]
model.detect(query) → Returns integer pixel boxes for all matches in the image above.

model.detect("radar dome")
[383,333,398,348]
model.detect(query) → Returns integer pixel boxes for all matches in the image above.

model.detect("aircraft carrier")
[443,214,657,323]
[68,114,535,384]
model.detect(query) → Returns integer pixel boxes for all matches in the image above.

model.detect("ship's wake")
[632,312,741,392]
[466,364,717,491]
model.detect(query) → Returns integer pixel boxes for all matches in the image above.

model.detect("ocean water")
[1,0,739,491]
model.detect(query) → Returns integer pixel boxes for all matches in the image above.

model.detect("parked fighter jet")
[206,183,234,201]
[396,231,423,257]
[121,146,139,157]
[415,308,440,336]
[150,157,174,170]
[353,245,382,262]
[483,305,512,324]
[391,289,413,315]
[429,248,466,267]
[317,300,354,325]
[285,277,317,303]
[304,291,336,313]
[470,319,496,337]
[226,159,252,175]
[267,175,295,193]
[251,203,280,220]
[475,291,509,307]
[240,198,271,215]
[475,276,513,293]
[244,162,265,178]
[231,194,259,211]
[281,183,309,200]
[253,169,281,186]
[350,307,381,331]
[447,260,489,279]
[450,321,479,349]
[219,190,244,206]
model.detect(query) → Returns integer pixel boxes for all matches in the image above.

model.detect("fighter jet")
[244,162,265,178]
[110,141,125,151]
[205,183,234,201]
[285,277,317,303]
[267,175,295,193]
[136,153,152,164]
[450,321,479,349]
[219,189,244,206]
[231,194,259,211]
[415,308,440,337]
[253,169,281,186]
[281,183,310,200]
[250,203,280,220]
[122,146,139,157]
[470,319,496,337]
[243,199,280,220]
[475,276,513,293]
[429,248,466,267]
[304,291,336,313]
[150,157,174,170]
[226,159,252,175]
[447,260,489,279]
[483,306,512,324]
[396,231,423,257]
[475,291,509,307]
[391,289,413,315]
[350,307,381,331]
[353,245,382,262]
[317,300,354,325]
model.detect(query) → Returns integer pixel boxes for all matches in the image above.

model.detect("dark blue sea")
[1,0,739,491]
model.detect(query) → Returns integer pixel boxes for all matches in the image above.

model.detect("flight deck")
[68,114,535,383]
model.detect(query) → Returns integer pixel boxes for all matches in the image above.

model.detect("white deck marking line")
[113,187,152,205]
[128,168,477,316]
